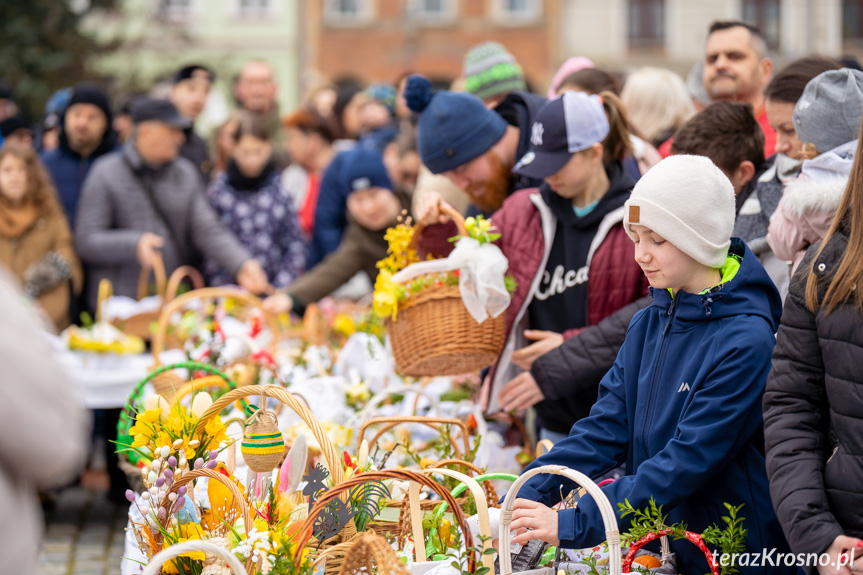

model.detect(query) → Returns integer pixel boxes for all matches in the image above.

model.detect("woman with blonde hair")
[621,67,695,149]
[765,110,863,574]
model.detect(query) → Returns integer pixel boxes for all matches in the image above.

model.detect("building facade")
[83,0,301,122]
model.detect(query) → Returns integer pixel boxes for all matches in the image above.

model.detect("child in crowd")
[0,146,81,331]
[511,155,794,575]
[767,68,863,274]
[263,148,411,316]
[204,112,305,289]
[417,91,647,442]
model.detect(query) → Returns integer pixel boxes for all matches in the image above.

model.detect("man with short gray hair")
[702,20,776,155]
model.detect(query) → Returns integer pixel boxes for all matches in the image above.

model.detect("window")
[158,0,193,21]
[628,0,664,48]
[324,0,370,23]
[844,0,863,41]
[494,0,541,21]
[407,0,457,22]
[742,0,781,50]
[237,0,272,18]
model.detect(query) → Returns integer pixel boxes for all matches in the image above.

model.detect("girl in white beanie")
[509,155,794,575]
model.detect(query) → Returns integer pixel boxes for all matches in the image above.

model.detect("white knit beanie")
[623,155,735,269]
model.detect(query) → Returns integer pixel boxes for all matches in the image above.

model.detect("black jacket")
[531,295,652,429]
[180,128,212,184]
[764,221,863,563]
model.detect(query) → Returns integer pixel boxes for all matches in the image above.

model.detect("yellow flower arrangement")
[126,393,231,465]
[376,221,419,275]
[372,270,405,321]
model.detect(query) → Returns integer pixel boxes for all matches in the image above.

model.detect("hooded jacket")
[518,240,794,575]
[765,221,863,567]
[767,140,856,274]
[40,107,116,229]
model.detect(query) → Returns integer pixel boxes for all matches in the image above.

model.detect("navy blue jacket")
[41,128,116,229]
[518,239,794,574]
[307,150,349,268]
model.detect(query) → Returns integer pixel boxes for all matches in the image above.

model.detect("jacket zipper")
[641,298,676,458]
[827,445,839,465]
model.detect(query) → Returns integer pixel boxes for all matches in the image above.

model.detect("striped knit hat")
[463,42,526,102]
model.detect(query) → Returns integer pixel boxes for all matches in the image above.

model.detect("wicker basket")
[294,469,477,575]
[107,253,205,342]
[356,415,471,459]
[330,532,410,575]
[385,203,506,377]
[141,540,248,575]
[499,465,624,575]
[139,468,254,574]
[151,286,280,365]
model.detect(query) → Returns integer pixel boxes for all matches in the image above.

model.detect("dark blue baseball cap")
[514,90,610,179]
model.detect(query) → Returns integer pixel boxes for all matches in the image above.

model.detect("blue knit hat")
[404,75,508,174]
[340,148,393,195]
[365,83,397,117]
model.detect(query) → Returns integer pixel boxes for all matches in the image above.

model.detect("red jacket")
[419,187,648,412]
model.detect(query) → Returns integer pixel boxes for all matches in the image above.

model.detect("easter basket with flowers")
[374,205,514,377]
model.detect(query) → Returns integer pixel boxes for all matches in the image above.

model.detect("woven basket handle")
[194,385,344,488]
[151,287,279,366]
[622,528,719,574]
[420,468,495,571]
[292,470,476,572]
[163,265,205,303]
[142,540,248,575]
[349,385,442,427]
[499,465,622,575]
[136,250,167,301]
[409,201,469,250]
[356,416,471,458]
[164,469,254,573]
[535,439,554,458]
[172,375,234,403]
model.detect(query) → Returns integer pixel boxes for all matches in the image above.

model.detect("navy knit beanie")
[404,75,507,174]
[341,148,393,195]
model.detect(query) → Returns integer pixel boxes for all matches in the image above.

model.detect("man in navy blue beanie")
[405,74,545,216]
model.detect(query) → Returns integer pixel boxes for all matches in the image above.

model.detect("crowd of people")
[4,17,863,575]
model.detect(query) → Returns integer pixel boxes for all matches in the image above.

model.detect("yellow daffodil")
[138,408,162,424]
[372,270,404,321]
[132,434,150,448]
[333,314,357,337]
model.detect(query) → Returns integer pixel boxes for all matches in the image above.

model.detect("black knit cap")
[173,64,215,85]
[67,82,112,122]
[0,116,31,138]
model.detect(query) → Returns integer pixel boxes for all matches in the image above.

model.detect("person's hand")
[511,330,564,371]
[236,259,270,295]
[263,292,293,315]
[510,499,559,546]
[817,535,863,575]
[415,191,450,227]
[136,233,164,268]
[499,372,546,413]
